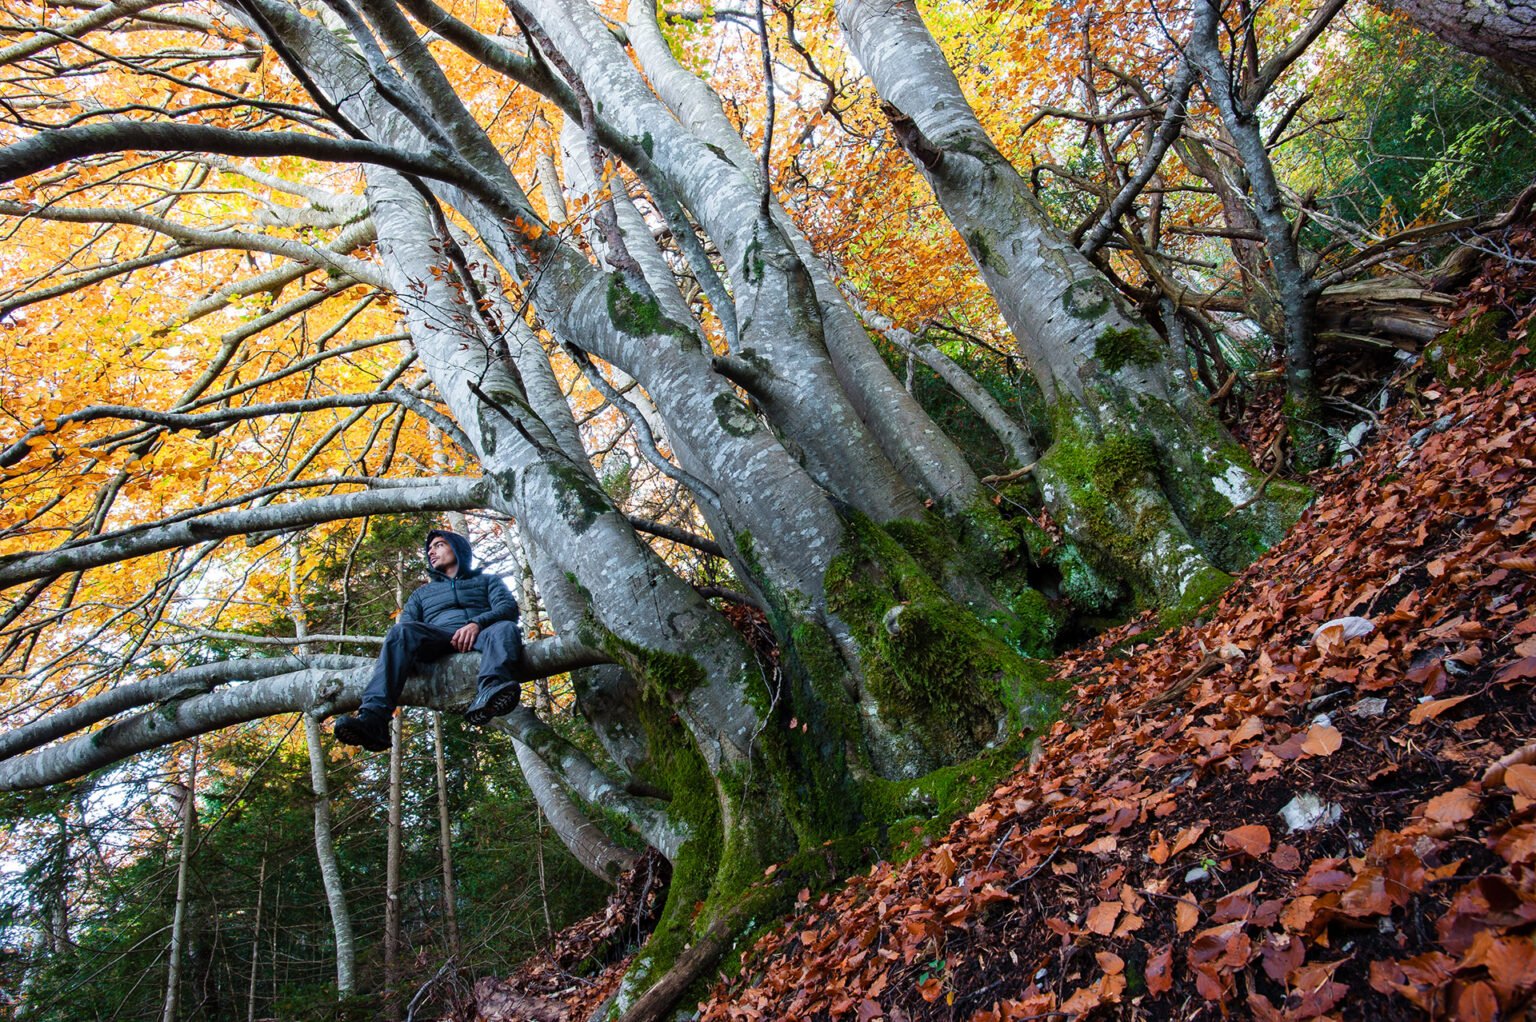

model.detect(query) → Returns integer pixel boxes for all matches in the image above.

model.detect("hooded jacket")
[399,530,520,631]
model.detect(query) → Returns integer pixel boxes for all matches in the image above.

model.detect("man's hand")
[451,622,480,653]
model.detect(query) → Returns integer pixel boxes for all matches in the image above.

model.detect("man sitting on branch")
[332,529,522,751]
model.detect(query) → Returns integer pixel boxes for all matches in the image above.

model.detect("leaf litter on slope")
[697,369,1536,1022]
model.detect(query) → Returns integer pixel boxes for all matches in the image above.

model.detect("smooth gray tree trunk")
[160,741,197,1022]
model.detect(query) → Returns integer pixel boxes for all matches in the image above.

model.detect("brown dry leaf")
[1175,897,1200,934]
[1495,656,1536,683]
[1503,763,1536,799]
[1223,824,1272,857]
[917,976,943,1003]
[1280,895,1321,933]
[1301,723,1343,756]
[1421,786,1480,826]
[933,846,957,885]
[1058,984,1103,1016]
[1408,694,1472,724]
[1085,901,1121,936]
[1145,945,1174,996]
[1147,831,1170,865]
[1170,822,1208,855]
[1494,555,1536,571]
[1484,935,1536,995]
[1484,742,1536,786]
[1112,912,1145,937]
[1095,951,1125,975]
[1271,843,1302,872]
[1230,716,1265,747]
[1456,981,1499,1022]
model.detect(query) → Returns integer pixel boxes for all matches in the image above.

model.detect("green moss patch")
[1094,325,1162,373]
[825,514,1059,764]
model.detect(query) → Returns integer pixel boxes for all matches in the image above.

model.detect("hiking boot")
[464,678,520,726]
[333,710,392,752]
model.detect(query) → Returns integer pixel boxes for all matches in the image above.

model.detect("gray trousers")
[358,619,521,717]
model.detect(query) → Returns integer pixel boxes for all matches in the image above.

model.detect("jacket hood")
[424,529,477,578]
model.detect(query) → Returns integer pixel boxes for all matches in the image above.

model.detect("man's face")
[427,536,458,575]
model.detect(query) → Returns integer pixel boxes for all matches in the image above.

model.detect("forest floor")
[471,362,1536,1021]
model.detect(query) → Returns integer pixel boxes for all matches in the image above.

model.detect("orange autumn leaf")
[1096,951,1126,975]
[1222,824,1271,857]
[1301,723,1343,756]
[1170,822,1208,856]
[1408,694,1472,724]
[1175,897,1201,934]
[1085,901,1121,936]
[1503,763,1536,799]
[1421,787,1480,826]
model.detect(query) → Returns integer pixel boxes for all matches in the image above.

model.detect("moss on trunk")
[823,513,1058,774]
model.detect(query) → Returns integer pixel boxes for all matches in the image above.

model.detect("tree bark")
[160,741,198,1022]
[246,848,265,1022]
[431,711,462,960]
[384,713,404,1021]
[836,0,1307,605]
[1383,0,1536,71]
[513,736,638,882]
[1188,0,1329,468]
[304,715,357,997]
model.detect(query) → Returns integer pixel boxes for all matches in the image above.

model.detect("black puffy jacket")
[401,530,520,630]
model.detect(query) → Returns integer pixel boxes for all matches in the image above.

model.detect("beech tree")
[3,0,1489,1014]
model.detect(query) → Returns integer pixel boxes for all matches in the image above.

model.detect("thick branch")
[0,478,490,590]
[1079,59,1196,258]
[0,637,610,791]
[0,655,371,761]
[513,737,639,882]
[494,705,680,860]
[0,200,385,288]
[0,122,458,190]
[625,516,724,558]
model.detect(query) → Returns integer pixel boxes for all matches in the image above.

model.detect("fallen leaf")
[1456,981,1499,1022]
[1301,723,1343,756]
[1504,763,1536,799]
[1086,901,1121,935]
[1271,843,1302,871]
[1145,944,1174,995]
[1313,616,1375,651]
[1408,694,1472,724]
[1223,824,1271,857]
[1095,951,1125,975]
[1175,897,1200,933]
[1495,656,1536,683]
[1170,822,1208,855]
[1421,786,1479,826]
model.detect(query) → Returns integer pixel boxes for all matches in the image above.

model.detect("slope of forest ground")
[469,356,1536,1022]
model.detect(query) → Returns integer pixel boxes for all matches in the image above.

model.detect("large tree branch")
[495,706,681,860]
[1249,0,1349,99]
[1,390,451,467]
[0,199,385,288]
[513,736,641,881]
[0,240,217,318]
[0,655,372,761]
[0,122,461,191]
[1078,58,1197,258]
[0,0,168,67]
[0,636,611,791]
[0,477,490,591]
